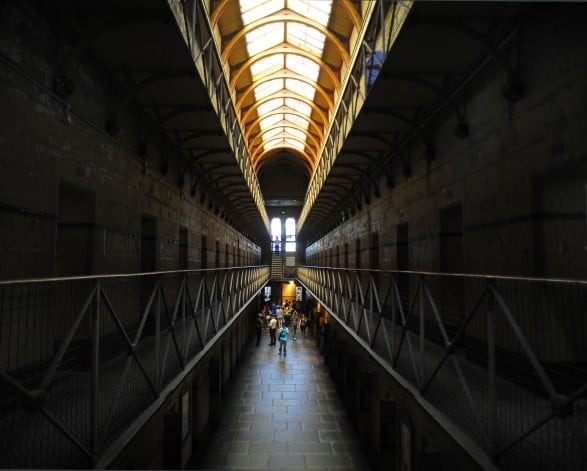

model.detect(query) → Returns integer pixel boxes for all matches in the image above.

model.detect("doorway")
[56,182,95,276]
[439,203,465,325]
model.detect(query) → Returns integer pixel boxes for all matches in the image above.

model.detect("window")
[271,217,282,252]
[285,217,296,252]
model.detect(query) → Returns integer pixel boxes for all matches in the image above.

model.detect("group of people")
[255,301,312,356]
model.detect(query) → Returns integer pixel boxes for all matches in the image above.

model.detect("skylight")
[245,23,284,56]
[259,114,284,129]
[264,138,305,152]
[250,55,284,79]
[285,98,311,116]
[240,0,284,24]
[285,55,320,81]
[283,127,307,141]
[283,113,310,129]
[287,23,326,56]
[230,0,337,170]
[261,127,284,141]
[285,78,316,100]
[254,79,283,100]
[257,98,284,116]
[288,0,332,26]
[284,138,306,150]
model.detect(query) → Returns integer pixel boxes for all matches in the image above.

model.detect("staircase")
[271,254,284,279]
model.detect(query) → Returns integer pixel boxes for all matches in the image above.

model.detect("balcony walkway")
[191,332,371,471]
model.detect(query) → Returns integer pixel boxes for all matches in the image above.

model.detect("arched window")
[285,217,296,252]
[271,217,281,252]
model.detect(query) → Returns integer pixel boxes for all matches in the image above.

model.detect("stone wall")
[0,0,261,281]
[306,5,587,279]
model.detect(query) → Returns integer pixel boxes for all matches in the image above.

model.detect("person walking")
[276,305,284,325]
[278,322,289,356]
[268,315,278,346]
[291,310,299,340]
[283,307,292,328]
[255,312,264,346]
[300,314,307,338]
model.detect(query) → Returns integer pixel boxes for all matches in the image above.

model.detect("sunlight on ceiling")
[213,0,356,176]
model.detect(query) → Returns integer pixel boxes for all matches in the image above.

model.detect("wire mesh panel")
[297,267,587,471]
[0,266,269,468]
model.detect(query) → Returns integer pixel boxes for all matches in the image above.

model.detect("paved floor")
[191,331,372,471]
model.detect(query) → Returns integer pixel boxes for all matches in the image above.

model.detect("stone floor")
[190,331,372,470]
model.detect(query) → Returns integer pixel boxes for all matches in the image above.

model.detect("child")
[278,323,289,356]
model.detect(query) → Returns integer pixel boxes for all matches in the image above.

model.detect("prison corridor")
[191,334,371,471]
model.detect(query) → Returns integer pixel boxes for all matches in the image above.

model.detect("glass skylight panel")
[283,127,306,141]
[283,113,310,129]
[285,78,316,100]
[261,127,283,141]
[285,55,320,81]
[257,97,284,115]
[263,138,304,153]
[263,139,286,151]
[287,23,326,56]
[253,78,283,100]
[245,23,284,56]
[250,54,284,80]
[288,0,332,26]
[236,0,336,161]
[285,98,311,116]
[259,114,283,129]
[240,0,284,24]
[284,138,305,150]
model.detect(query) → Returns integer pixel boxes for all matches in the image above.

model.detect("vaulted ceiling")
[44,0,530,245]
[209,0,362,221]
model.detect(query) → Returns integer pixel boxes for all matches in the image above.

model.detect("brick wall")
[306,6,587,279]
[0,1,261,280]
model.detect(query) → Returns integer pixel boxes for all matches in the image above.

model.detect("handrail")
[0,265,269,285]
[296,266,586,470]
[167,0,270,232]
[0,266,270,468]
[298,1,412,231]
[296,265,587,285]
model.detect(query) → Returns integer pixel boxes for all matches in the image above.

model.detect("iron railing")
[298,1,412,231]
[0,266,269,468]
[296,267,587,470]
[168,0,269,231]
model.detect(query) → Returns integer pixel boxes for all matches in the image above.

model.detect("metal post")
[368,275,374,341]
[182,0,191,52]
[487,282,496,452]
[91,280,101,460]
[207,41,212,89]
[190,0,197,53]
[419,276,425,387]
[379,0,387,53]
[391,275,397,360]
[156,282,161,392]
[181,278,186,364]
